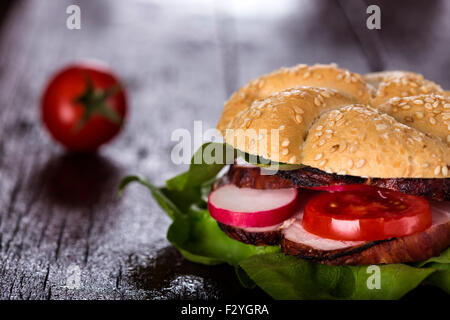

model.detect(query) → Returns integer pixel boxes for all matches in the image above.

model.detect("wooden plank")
[0,0,446,300]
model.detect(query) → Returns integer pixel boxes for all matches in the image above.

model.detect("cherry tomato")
[303,187,432,241]
[41,63,127,151]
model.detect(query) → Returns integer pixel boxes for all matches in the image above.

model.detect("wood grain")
[0,0,447,299]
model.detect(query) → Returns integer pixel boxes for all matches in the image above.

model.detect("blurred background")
[0,0,448,299]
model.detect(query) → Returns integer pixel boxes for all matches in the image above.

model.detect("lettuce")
[119,143,450,300]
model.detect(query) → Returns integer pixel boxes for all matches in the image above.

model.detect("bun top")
[217,64,450,178]
[363,71,444,107]
[217,64,373,131]
[302,105,449,178]
[376,94,450,145]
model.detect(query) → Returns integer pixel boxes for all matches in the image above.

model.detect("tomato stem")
[72,74,123,132]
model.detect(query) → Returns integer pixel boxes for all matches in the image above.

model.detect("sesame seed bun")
[376,94,450,146]
[217,64,373,132]
[222,87,357,165]
[363,71,444,107]
[302,105,449,178]
[218,65,450,178]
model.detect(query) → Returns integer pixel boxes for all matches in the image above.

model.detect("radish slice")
[208,185,298,228]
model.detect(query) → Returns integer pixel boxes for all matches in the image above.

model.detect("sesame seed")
[336,73,343,80]
[402,105,411,110]
[429,117,437,125]
[335,113,344,121]
[314,153,323,161]
[315,131,323,137]
[413,99,424,105]
[415,112,424,119]
[325,129,334,134]
[314,98,321,106]
[355,159,365,168]
[443,166,449,176]
[318,139,326,146]
[294,106,304,114]
[338,170,347,175]
[444,103,450,109]
[319,159,327,166]
[376,124,388,131]
[425,103,433,110]
[282,148,289,155]
[320,91,331,98]
[347,159,353,168]
[295,114,303,124]
[349,145,357,153]
[289,156,296,164]
[434,165,441,176]
[281,139,290,147]
[279,125,285,130]
[316,125,324,131]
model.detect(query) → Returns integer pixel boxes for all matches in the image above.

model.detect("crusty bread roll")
[376,94,450,145]
[363,71,444,107]
[217,64,373,131]
[223,87,357,164]
[218,65,450,178]
[302,105,449,178]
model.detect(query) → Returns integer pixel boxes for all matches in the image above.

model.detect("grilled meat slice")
[218,222,282,246]
[225,165,449,201]
[277,166,365,187]
[370,177,450,202]
[227,165,295,189]
[278,166,449,201]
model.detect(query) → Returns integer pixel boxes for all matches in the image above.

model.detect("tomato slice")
[302,187,432,241]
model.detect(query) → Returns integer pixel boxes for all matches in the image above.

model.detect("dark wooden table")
[0,0,448,300]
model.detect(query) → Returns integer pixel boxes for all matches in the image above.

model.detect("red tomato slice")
[302,187,432,241]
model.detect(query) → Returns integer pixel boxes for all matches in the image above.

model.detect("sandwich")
[121,64,450,299]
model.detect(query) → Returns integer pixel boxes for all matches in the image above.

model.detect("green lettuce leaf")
[239,253,437,300]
